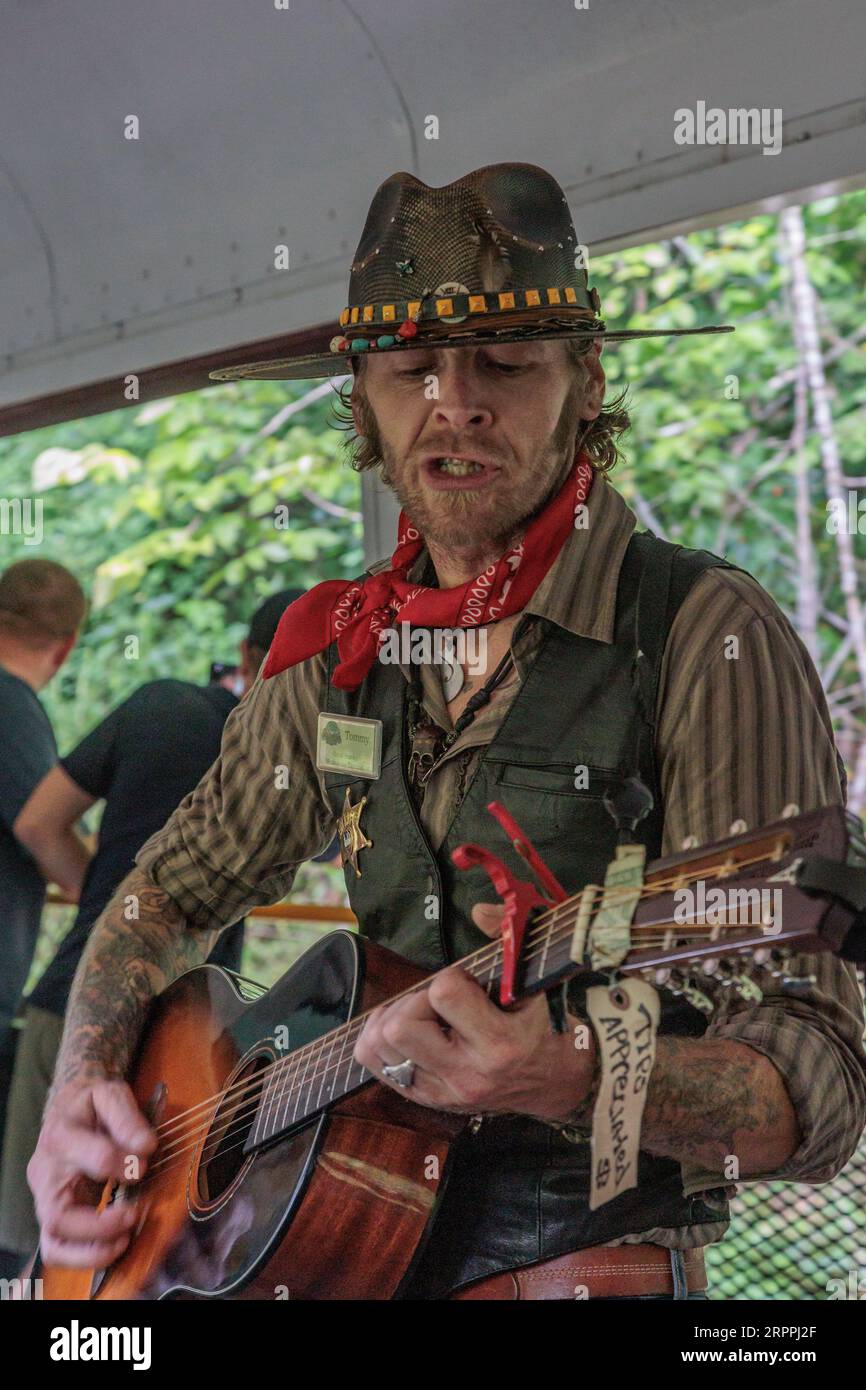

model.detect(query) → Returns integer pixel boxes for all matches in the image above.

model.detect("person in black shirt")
[0,561,86,1146]
[0,588,303,1259]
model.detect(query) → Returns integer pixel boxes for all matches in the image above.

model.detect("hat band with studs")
[331,285,602,356]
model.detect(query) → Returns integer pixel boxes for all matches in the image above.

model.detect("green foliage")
[596,193,866,665]
[0,381,362,750]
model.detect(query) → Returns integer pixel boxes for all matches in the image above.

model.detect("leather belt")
[448,1243,707,1300]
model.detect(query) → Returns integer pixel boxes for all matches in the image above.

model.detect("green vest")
[320,531,744,1297]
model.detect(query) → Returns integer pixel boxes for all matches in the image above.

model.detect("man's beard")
[356,377,588,551]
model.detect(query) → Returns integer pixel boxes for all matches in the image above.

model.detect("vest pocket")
[494,761,624,799]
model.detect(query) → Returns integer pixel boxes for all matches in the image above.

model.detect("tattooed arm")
[29,866,221,1268]
[557,1032,800,1176]
[49,866,221,1096]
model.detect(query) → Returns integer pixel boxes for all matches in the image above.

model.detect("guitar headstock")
[456,801,866,1013]
[610,804,866,1010]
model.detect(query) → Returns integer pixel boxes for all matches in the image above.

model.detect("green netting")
[707,1132,866,1299]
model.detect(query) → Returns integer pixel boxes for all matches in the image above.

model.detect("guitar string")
[139,849,791,1181]
[141,841,787,1161]
[142,843,777,1160]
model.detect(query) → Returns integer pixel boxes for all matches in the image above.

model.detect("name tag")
[316,713,383,779]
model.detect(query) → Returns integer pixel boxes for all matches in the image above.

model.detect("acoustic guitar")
[35,799,866,1300]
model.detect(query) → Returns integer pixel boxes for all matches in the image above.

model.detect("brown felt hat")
[210,162,733,383]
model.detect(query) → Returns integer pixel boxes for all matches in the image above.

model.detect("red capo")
[451,800,568,1006]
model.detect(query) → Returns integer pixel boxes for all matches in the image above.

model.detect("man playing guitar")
[28,164,866,1300]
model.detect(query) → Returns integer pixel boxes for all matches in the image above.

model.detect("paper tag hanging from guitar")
[586,979,660,1211]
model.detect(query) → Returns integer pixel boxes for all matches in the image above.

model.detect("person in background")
[0,560,86,1193]
[0,587,304,1263]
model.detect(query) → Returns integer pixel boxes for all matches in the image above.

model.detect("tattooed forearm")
[637,1036,801,1176]
[551,1033,801,1174]
[49,866,221,1101]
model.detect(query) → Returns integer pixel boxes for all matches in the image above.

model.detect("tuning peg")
[649,967,713,1013]
[779,975,817,993]
[728,819,748,835]
[681,834,699,850]
[681,977,715,1013]
[731,975,763,1003]
[749,947,790,978]
[755,949,817,994]
[781,804,800,819]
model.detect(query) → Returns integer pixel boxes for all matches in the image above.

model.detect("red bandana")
[263,451,594,690]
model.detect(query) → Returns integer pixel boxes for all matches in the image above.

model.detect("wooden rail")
[45,892,356,925]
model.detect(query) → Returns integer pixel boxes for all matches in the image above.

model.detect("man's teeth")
[436,457,483,475]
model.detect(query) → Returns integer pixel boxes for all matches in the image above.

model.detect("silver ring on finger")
[381,1057,415,1089]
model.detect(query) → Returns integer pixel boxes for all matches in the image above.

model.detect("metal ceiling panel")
[1,0,864,421]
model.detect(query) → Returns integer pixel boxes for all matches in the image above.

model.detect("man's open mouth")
[433,457,484,476]
[422,455,500,489]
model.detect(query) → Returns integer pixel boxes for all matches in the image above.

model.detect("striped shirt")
[137,471,866,1249]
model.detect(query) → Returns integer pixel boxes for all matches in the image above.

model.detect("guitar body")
[38,931,463,1301]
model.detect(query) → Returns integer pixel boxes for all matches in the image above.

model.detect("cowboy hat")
[209,162,732,383]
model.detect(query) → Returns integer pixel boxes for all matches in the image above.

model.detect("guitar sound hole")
[196,1053,271,1206]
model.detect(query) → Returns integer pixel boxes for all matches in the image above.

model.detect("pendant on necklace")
[442,657,465,702]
